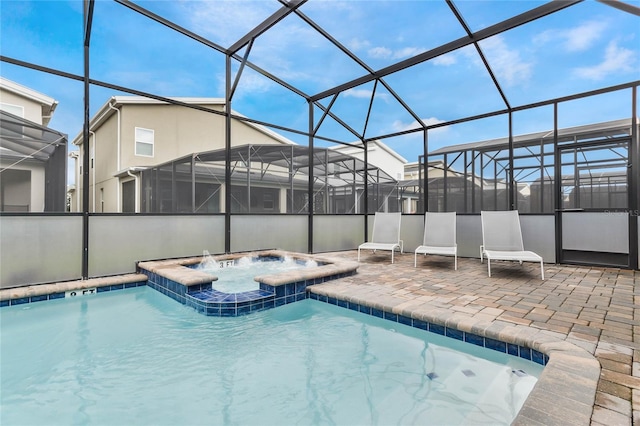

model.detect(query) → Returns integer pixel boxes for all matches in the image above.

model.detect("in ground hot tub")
[137,250,358,316]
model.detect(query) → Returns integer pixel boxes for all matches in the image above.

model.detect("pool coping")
[307,283,601,426]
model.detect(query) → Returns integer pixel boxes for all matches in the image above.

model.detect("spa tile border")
[139,250,359,316]
[308,291,549,365]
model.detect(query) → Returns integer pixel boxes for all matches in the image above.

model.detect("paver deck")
[316,250,639,426]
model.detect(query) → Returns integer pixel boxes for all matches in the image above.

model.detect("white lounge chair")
[414,212,457,269]
[480,210,544,280]
[358,212,403,263]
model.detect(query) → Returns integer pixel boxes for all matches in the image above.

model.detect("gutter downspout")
[107,101,121,212]
[127,169,139,213]
[90,130,96,213]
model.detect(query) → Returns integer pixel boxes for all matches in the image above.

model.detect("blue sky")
[1,0,639,169]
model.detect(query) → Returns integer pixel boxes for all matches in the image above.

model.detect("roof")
[0,77,58,126]
[71,96,296,147]
[330,139,407,163]
[429,118,636,155]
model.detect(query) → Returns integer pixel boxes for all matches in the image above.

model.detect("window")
[0,103,24,117]
[135,127,154,157]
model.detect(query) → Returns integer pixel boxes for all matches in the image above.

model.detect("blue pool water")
[0,287,542,425]
[196,256,314,293]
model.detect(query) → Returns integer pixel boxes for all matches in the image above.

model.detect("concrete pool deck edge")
[308,282,600,425]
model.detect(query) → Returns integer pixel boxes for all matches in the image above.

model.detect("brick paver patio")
[312,250,639,426]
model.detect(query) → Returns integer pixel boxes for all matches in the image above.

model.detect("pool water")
[197,256,313,293]
[0,287,542,425]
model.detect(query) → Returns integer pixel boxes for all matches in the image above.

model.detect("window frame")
[135,126,154,157]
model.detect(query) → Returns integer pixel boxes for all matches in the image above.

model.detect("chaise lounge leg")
[487,259,491,277]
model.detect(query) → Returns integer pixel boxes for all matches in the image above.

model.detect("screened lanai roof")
[1,0,638,161]
[154,143,396,185]
[0,110,67,162]
[429,118,638,155]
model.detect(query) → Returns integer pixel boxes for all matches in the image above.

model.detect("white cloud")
[573,40,637,80]
[368,46,393,59]
[535,20,608,52]
[347,38,371,52]
[344,88,374,98]
[432,53,456,66]
[391,117,449,133]
[343,88,390,102]
[185,1,277,47]
[367,46,424,60]
[392,47,424,59]
[477,36,532,87]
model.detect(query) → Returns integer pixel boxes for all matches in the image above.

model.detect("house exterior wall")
[0,89,44,124]
[0,159,45,212]
[74,100,294,212]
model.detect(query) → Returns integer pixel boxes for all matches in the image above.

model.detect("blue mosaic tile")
[110,284,124,291]
[413,319,427,330]
[532,350,545,365]
[465,333,484,347]
[371,308,384,318]
[359,305,372,315]
[295,281,307,293]
[445,327,463,341]
[275,286,286,298]
[348,301,359,311]
[519,347,532,361]
[124,282,137,289]
[97,286,111,293]
[11,297,29,305]
[337,299,348,308]
[286,295,296,304]
[485,338,507,353]
[50,292,65,300]
[263,299,275,309]
[398,315,412,326]
[30,294,48,303]
[237,305,251,315]
[220,308,235,317]
[0,300,9,307]
[327,297,337,305]
[275,298,286,307]
[295,293,306,302]
[309,292,318,300]
[383,311,398,322]
[429,323,445,335]
[507,343,519,356]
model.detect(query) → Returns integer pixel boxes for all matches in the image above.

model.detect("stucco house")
[0,77,67,212]
[69,96,296,213]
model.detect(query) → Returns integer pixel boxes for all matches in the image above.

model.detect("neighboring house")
[0,77,67,212]
[69,96,295,213]
[331,139,407,181]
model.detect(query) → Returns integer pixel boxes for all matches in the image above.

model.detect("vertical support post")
[443,153,448,211]
[308,101,314,253]
[629,86,638,269]
[423,129,428,213]
[553,102,562,264]
[508,111,515,210]
[81,0,94,280]
[363,141,369,241]
[191,154,196,212]
[225,55,232,253]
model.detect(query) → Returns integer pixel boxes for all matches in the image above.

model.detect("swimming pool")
[0,286,542,425]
